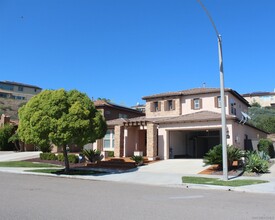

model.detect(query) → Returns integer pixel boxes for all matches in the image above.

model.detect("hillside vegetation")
[0,98,27,120]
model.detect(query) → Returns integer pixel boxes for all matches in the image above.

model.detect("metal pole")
[218,35,228,180]
[197,0,228,180]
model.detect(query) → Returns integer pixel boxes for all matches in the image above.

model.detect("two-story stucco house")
[108,88,268,160]
[0,81,42,100]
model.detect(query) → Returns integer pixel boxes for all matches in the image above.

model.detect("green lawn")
[182,176,268,187]
[27,168,103,175]
[0,161,61,168]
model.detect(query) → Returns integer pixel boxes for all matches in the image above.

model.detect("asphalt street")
[0,172,275,220]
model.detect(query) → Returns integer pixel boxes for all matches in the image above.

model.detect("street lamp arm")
[197,0,220,38]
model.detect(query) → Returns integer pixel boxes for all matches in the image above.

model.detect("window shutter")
[172,100,175,110]
[191,99,194,110]
[150,102,155,112]
[164,101,168,111]
[200,99,203,109]
[224,96,227,107]
[158,102,161,111]
[214,97,218,108]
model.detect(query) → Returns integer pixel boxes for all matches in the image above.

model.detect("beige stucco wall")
[244,95,275,107]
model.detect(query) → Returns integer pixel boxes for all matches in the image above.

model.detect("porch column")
[114,125,124,157]
[147,123,157,160]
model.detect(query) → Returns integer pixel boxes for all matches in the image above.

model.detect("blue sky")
[1,0,274,106]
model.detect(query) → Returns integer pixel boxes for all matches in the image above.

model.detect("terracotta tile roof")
[143,88,225,99]
[107,111,236,126]
[94,100,145,115]
[142,87,250,106]
[154,111,236,124]
[0,81,42,90]
[242,91,275,97]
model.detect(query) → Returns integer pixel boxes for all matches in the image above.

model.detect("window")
[230,99,236,115]
[215,96,222,108]
[192,98,202,110]
[150,101,161,112]
[103,129,114,149]
[0,84,14,91]
[18,86,24,92]
[215,96,227,108]
[165,100,175,111]
[119,113,128,119]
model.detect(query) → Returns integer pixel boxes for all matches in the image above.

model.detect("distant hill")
[0,98,27,120]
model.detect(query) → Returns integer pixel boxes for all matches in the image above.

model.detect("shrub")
[245,151,269,173]
[57,154,79,163]
[83,149,102,163]
[203,144,244,169]
[257,139,275,158]
[203,144,222,167]
[0,124,15,151]
[40,153,57,160]
[39,145,53,153]
[131,155,143,165]
[107,151,114,157]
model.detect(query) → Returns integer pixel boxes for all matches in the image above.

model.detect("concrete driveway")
[0,151,41,162]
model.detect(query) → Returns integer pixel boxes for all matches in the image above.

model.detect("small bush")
[39,145,53,153]
[107,151,114,157]
[40,153,57,160]
[67,154,79,163]
[83,149,102,163]
[245,151,269,173]
[131,155,143,165]
[203,144,244,169]
[257,139,275,158]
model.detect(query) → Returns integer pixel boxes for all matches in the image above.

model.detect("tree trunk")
[62,145,70,173]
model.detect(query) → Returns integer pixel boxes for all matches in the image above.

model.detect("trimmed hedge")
[40,153,57,160]
[57,154,79,163]
[40,153,79,163]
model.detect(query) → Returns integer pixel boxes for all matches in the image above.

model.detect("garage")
[168,130,221,159]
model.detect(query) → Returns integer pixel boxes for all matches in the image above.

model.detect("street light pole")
[197,0,228,180]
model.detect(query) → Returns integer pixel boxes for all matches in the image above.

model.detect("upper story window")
[165,100,175,111]
[215,96,227,108]
[192,98,202,110]
[230,98,236,115]
[18,86,24,92]
[150,101,161,112]
[0,84,14,91]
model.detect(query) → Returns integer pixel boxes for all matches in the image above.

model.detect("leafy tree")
[97,97,111,102]
[257,138,275,158]
[250,101,261,108]
[18,89,107,172]
[0,124,15,151]
[248,106,275,133]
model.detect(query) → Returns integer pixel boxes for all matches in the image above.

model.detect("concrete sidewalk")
[0,152,274,195]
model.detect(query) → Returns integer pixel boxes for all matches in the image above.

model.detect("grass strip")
[182,176,268,187]
[27,168,103,175]
[0,161,61,168]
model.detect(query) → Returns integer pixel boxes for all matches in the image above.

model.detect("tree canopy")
[249,106,275,133]
[18,89,107,171]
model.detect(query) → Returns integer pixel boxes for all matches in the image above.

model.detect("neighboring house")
[242,91,275,107]
[92,100,145,152]
[108,88,268,160]
[131,103,146,113]
[0,114,35,151]
[0,81,42,100]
